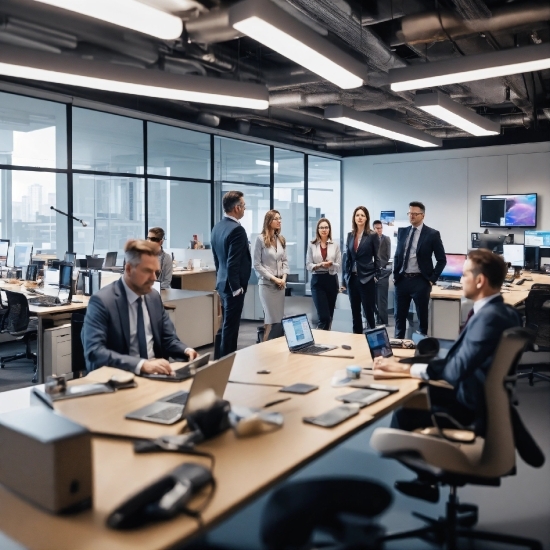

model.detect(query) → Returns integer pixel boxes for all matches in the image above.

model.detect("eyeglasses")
[318,226,330,230]
[237,202,246,209]
[407,212,424,217]
[147,236,162,243]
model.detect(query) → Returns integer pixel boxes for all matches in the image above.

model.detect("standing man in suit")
[374,249,521,436]
[82,239,198,373]
[211,191,252,358]
[373,220,391,326]
[393,201,446,338]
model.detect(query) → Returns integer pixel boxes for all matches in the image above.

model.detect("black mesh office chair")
[518,285,550,385]
[0,290,38,382]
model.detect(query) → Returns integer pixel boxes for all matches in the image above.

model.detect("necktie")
[402,227,416,272]
[460,308,474,334]
[136,297,148,359]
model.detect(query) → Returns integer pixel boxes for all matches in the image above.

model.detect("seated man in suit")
[374,248,521,437]
[83,239,198,374]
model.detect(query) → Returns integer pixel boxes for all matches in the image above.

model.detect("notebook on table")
[281,314,337,355]
[125,353,235,425]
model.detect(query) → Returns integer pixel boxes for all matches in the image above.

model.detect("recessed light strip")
[415,92,500,136]
[325,105,442,148]
[229,0,368,90]
[0,46,269,110]
[390,43,550,91]
[33,0,183,40]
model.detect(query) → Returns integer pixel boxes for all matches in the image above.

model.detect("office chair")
[0,290,39,383]
[518,286,550,385]
[260,478,392,550]
[370,327,545,550]
[71,312,87,375]
[285,273,299,296]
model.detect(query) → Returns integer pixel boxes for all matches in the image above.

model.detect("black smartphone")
[303,404,360,428]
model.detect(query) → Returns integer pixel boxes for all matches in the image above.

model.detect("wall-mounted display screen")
[380,211,395,225]
[439,253,467,282]
[480,193,537,228]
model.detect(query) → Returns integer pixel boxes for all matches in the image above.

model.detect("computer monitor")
[59,263,73,288]
[25,265,38,281]
[13,244,33,268]
[87,257,104,269]
[0,240,9,267]
[104,252,117,267]
[524,230,550,247]
[439,254,467,282]
[477,234,506,254]
[502,244,524,268]
[64,252,76,265]
[524,246,540,271]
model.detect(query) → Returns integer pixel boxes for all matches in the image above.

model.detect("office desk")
[0,283,217,382]
[0,330,418,550]
[429,273,549,339]
[171,268,216,291]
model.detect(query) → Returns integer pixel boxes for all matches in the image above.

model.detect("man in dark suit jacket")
[373,220,392,326]
[82,239,198,373]
[211,191,252,358]
[393,201,446,338]
[375,249,521,436]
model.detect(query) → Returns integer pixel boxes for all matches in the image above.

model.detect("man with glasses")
[147,227,172,289]
[393,201,446,338]
[373,220,391,326]
[211,191,252,358]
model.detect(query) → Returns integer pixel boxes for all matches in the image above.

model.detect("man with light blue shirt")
[374,249,521,436]
[82,239,198,374]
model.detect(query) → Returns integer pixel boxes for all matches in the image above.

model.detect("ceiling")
[0,0,549,156]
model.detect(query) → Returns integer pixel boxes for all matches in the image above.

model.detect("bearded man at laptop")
[83,239,198,374]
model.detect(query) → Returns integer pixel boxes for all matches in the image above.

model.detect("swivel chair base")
[383,486,542,550]
[518,368,550,386]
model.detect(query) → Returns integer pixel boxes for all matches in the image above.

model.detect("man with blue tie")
[211,191,252,359]
[82,239,198,374]
[393,201,446,338]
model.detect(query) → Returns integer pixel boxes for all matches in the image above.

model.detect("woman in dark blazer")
[342,206,380,333]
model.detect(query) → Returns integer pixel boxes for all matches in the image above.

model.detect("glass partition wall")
[0,89,340,268]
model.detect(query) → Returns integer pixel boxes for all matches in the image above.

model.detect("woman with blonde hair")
[306,218,341,330]
[253,210,289,340]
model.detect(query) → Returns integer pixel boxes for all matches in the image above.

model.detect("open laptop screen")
[365,327,393,359]
[282,314,314,350]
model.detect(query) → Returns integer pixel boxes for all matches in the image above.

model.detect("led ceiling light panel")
[0,46,269,110]
[325,105,442,148]
[33,0,183,40]
[229,0,368,89]
[390,43,550,92]
[415,92,500,136]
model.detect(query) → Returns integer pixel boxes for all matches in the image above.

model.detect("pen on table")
[263,397,291,408]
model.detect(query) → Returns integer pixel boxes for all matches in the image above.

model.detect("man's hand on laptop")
[141,359,174,375]
[373,356,412,379]
[185,348,199,361]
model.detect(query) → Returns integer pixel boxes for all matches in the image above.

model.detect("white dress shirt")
[410,292,501,379]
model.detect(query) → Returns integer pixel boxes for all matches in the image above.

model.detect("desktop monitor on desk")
[477,234,506,254]
[439,254,466,282]
[524,246,540,271]
[502,244,524,268]
[104,252,117,268]
[0,240,9,267]
[524,230,550,247]
[13,244,33,268]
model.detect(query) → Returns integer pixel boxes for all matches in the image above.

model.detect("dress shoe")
[395,479,440,503]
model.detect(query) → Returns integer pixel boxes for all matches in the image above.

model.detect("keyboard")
[28,296,60,307]
[146,406,183,420]
[164,391,189,405]
[294,345,329,354]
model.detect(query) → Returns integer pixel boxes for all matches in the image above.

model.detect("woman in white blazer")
[253,209,289,340]
[306,218,341,330]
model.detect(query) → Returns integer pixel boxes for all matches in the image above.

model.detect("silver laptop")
[364,327,393,360]
[281,314,337,355]
[125,353,235,425]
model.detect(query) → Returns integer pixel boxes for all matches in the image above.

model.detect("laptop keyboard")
[294,345,328,354]
[164,391,189,405]
[28,296,59,307]
[146,405,183,420]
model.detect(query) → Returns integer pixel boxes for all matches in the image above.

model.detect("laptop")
[139,353,210,382]
[125,353,235,425]
[281,314,337,355]
[364,327,393,360]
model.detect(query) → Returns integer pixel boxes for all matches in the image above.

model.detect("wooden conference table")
[0,281,217,383]
[0,330,418,550]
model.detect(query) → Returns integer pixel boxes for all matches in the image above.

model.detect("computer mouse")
[341,344,352,350]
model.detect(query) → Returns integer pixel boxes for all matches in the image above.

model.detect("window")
[0,92,67,169]
[274,149,305,281]
[214,137,270,185]
[148,179,211,249]
[147,123,210,180]
[72,108,143,173]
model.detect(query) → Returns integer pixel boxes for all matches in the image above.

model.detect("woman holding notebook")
[342,206,380,333]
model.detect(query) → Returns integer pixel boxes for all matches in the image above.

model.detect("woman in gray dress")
[253,210,289,340]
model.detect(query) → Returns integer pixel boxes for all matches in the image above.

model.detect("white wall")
[343,141,550,254]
